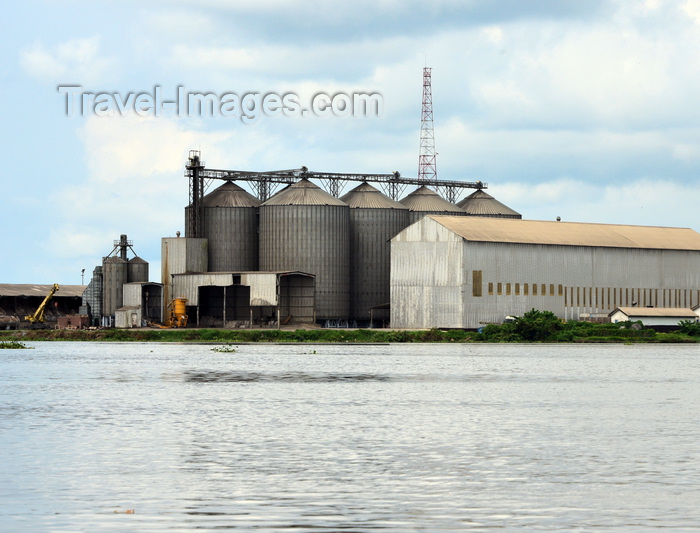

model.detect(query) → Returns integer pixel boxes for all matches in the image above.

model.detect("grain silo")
[127,256,149,282]
[102,255,127,317]
[259,178,350,322]
[399,185,465,223]
[186,181,261,272]
[457,189,522,219]
[340,182,409,323]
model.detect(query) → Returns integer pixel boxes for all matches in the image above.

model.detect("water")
[1,342,699,532]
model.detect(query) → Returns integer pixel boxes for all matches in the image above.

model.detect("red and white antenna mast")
[418,67,437,182]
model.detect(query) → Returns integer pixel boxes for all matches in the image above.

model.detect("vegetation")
[0,340,31,349]
[0,312,697,344]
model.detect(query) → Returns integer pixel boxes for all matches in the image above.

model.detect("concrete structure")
[391,216,700,329]
[161,236,208,311]
[340,182,409,323]
[115,306,142,328]
[172,271,315,327]
[609,307,698,327]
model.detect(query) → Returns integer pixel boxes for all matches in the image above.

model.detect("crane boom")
[25,284,59,324]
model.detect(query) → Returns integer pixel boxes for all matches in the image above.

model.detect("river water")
[1,341,699,532]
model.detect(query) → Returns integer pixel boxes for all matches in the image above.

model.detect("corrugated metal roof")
[611,307,698,318]
[428,216,700,251]
[457,189,521,218]
[340,182,407,209]
[0,284,86,298]
[202,181,261,207]
[261,179,348,206]
[399,185,463,212]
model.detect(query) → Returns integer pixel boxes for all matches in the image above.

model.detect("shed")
[390,216,700,329]
[609,307,699,326]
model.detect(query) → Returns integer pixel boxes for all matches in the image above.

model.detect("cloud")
[20,37,114,85]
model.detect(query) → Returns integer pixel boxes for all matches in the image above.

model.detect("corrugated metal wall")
[102,256,127,316]
[259,204,349,320]
[391,216,700,329]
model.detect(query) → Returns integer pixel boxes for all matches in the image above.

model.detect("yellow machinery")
[166,298,188,328]
[25,283,60,324]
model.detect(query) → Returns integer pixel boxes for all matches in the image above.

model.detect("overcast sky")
[2,0,700,285]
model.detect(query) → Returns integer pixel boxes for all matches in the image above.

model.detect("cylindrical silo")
[186,181,261,272]
[399,185,465,223]
[340,182,409,322]
[259,178,350,321]
[127,256,149,282]
[457,189,522,219]
[102,256,127,316]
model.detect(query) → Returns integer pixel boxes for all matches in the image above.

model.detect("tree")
[513,309,562,341]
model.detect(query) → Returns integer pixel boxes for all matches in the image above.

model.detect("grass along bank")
[0,312,698,343]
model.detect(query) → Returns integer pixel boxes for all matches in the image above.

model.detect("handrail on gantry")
[185,151,487,237]
[198,167,487,201]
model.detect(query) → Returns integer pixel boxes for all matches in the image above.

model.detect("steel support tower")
[418,67,437,183]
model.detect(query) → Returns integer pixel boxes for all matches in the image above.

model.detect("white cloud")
[20,37,114,84]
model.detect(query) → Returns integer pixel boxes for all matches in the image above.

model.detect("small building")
[390,216,700,329]
[172,271,315,328]
[115,306,142,329]
[609,307,698,328]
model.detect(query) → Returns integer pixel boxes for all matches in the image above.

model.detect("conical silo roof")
[262,178,347,206]
[340,182,407,209]
[457,189,521,218]
[202,181,261,207]
[399,185,463,213]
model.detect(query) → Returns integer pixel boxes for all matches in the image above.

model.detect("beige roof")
[428,216,700,251]
[0,284,86,298]
[610,307,698,318]
[202,181,261,207]
[261,179,347,207]
[457,189,521,218]
[399,186,463,213]
[340,182,407,209]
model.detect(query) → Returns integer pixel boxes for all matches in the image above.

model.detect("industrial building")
[390,216,700,329]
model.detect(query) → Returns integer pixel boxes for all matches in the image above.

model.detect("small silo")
[399,185,465,224]
[259,178,350,321]
[457,189,522,219]
[102,256,127,316]
[127,256,149,282]
[340,182,409,322]
[185,181,261,272]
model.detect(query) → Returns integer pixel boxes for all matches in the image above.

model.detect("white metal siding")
[391,217,700,329]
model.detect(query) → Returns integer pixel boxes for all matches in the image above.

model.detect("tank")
[102,256,127,316]
[399,185,465,224]
[457,189,522,219]
[259,178,350,321]
[185,181,261,272]
[340,182,409,322]
[127,256,149,282]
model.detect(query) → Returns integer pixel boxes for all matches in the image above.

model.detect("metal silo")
[127,256,149,282]
[102,255,127,316]
[457,189,522,219]
[259,178,350,322]
[186,181,261,272]
[399,185,465,224]
[340,182,408,323]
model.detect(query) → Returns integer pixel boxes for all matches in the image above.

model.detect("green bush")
[512,309,562,341]
[679,320,700,336]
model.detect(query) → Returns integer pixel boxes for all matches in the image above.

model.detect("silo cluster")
[191,179,518,324]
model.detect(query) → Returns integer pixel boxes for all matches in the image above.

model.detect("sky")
[2,0,700,285]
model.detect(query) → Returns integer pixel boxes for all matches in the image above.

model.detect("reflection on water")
[1,342,699,531]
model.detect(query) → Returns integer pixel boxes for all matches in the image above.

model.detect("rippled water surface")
[1,341,699,531]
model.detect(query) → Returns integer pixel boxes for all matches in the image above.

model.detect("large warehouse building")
[390,216,700,329]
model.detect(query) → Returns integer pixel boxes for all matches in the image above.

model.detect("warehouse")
[390,216,700,329]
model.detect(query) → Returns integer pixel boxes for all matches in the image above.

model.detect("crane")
[25,284,59,324]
